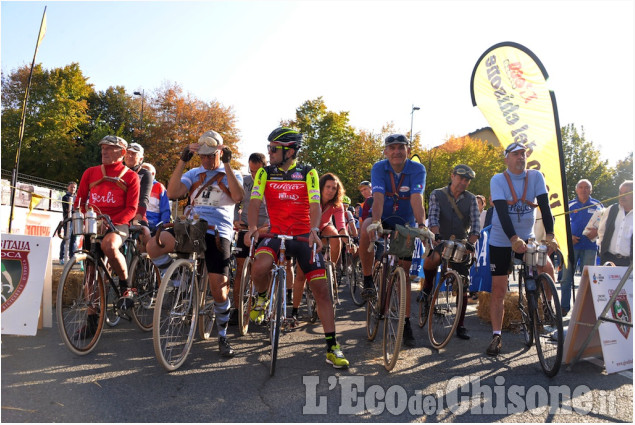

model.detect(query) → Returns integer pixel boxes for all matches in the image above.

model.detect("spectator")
[597,180,633,266]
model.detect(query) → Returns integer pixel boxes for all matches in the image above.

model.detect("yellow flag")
[36,10,47,49]
[470,42,571,267]
[27,194,43,216]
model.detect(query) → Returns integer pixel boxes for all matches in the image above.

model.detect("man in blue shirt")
[560,179,603,315]
[359,133,427,346]
[147,130,244,358]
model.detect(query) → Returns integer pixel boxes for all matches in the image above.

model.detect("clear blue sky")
[1,0,633,169]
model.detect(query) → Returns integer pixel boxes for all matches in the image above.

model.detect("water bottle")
[442,239,455,260]
[536,242,549,267]
[84,206,98,235]
[72,207,84,235]
[525,238,537,267]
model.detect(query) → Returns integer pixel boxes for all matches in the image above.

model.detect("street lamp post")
[410,105,420,145]
[133,90,144,132]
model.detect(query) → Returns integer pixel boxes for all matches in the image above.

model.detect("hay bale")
[52,266,84,307]
[476,291,523,330]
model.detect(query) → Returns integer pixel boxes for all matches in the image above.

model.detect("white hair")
[576,179,592,190]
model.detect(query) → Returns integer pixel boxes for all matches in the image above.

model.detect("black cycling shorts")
[255,234,326,282]
[489,245,523,276]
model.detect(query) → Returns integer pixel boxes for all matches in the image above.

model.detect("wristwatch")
[310,227,320,233]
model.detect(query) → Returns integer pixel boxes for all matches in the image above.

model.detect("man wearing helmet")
[245,127,350,369]
[73,135,140,338]
[359,134,428,347]
[418,164,481,341]
[146,130,244,358]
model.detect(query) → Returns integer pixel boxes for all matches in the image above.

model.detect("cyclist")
[359,180,373,221]
[289,172,350,323]
[487,142,558,356]
[231,152,269,325]
[147,130,244,358]
[73,135,140,336]
[140,163,172,232]
[418,164,480,340]
[245,127,349,369]
[359,133,426,347]
[124,143,153,225]
[342,195,359,238]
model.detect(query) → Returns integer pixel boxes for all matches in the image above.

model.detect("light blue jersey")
[489,169,547,247]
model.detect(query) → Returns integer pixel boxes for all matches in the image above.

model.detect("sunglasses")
[267,145,287,153]
[504,142,527,156]
[385,134,408,145]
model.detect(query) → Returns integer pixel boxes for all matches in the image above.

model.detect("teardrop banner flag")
[470,42,572,267]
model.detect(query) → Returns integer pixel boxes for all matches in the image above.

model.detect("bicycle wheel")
[152,259,199,372]
[428,270,463,349]
[56,254,106,355]
[517,273,534,347]
[269,271,284,376]
[349,256,365,306]
[534,273,563,377]
[366,262,383,341]
[130,254,160,332]
[238,257,254,336]
[197,262,215,340]
[305,285,318,323]
[325,262,337,320]
[105,277,120,327]
[383,267,407,371]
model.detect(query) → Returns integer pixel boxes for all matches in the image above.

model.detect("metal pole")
[410,105,420,146]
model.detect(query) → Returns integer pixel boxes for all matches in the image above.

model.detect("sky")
[1,0,633,171]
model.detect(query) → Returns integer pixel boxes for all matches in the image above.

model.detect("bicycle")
[243,232,316,376]
[365,228,409,371]
[151,220,214,371]
[56,210,139,355]
[418,237,473,350]
[512,238,564,377]
[320,234,350,320]
[340,237,365,307]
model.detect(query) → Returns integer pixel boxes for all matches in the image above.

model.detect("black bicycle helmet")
[267,127,303,147]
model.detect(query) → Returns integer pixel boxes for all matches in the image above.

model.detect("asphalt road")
[1,272,633,423]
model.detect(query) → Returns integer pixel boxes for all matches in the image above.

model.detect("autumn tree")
[1,63,94,182]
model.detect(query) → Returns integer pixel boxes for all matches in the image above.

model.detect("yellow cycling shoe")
[250,295,268,324]
[326,345,349,369]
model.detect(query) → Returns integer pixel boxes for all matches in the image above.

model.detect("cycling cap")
[342,195,351,205]
[504,142,527,157]
[128,143,144,156]
[384,134,408,146]
[98,135,128,150]
[267,127,303,147]
[452,164,475,179]
[198,130,223,155]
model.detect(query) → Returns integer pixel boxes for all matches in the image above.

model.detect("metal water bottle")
[536,242,549,267]
[525,238,537,267]
[84,206,98,235]
[72,207,85,235]
[442,239,455,260]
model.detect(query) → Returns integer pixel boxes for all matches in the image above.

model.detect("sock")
[258,291,268,298]
[214,298,231,338]
[363,275,373,289]
[119,279,129,292]
[325,332,337,351]
[493,330,501,336]
[152,254,173,277]
[291,307,299,317]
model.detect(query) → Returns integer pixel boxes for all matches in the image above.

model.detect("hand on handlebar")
[512,237,527,254]
[309,230,323,251]
[244,229,259,247]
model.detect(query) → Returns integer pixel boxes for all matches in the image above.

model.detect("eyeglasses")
[385,134,408,145]
[267,145,286,153]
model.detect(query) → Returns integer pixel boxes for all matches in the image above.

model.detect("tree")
[560,124,614,203]
[1,63,94,183]
[613,153,633,191]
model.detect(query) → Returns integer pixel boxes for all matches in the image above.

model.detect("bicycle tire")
[366,262,383,341]
[349,256,366,306]
[130,254,160,332]
[270,271,283,376]
[428,269,463,349]
[56,254,106,355]
[383,266,407,371]
[197,262,215,340]
[305,285,318,323]
[325,261,337,320]
[105,275,121,327]
[238,257,254,336]
[153,259,199,372]
[518,272,534,347]
[534,273,564,377]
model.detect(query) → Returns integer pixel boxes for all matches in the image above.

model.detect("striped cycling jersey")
[251,161,320,236]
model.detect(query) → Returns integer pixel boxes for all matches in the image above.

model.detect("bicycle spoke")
[534,274,563,377]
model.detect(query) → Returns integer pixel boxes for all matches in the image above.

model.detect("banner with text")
[470,42,570,266]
